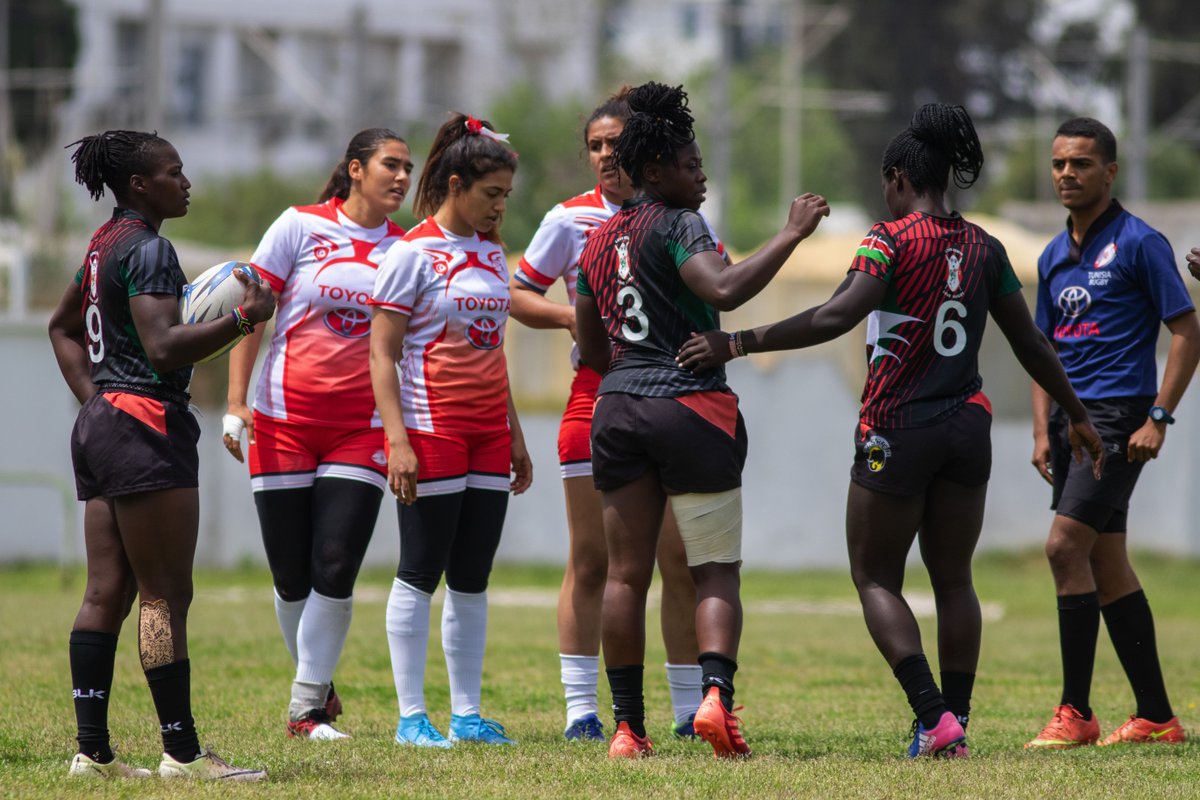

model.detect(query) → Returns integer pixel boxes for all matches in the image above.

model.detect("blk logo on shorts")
[73,688,106,700]
[864,434,892,473]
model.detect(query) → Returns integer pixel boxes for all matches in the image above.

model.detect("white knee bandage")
[668,488,742,567]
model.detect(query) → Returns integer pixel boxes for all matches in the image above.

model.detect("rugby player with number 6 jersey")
[678,103,1104,758]
[1026,118,1199,750]
[222,128,414,741]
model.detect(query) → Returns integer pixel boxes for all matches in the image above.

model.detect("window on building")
[172,32,208,125]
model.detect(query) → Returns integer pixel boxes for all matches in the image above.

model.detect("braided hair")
[610,82,695,189]
[67,130,171,202]
[881,104,983,194]
[319,127,407,203]
[413,113,518,221]
[581,85,632,147]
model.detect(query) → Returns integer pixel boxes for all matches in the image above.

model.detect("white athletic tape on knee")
[222,413,245,439]
[668,488,742,566]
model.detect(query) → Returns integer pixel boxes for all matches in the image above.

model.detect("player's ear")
[128,173,147,195]
[642,162,662,186]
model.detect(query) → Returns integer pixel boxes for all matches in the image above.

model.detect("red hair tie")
[464,116,511,143]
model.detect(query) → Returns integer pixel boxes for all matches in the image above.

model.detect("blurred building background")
[3,0,1200,567]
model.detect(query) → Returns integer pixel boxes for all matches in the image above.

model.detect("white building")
[60,0,601,175]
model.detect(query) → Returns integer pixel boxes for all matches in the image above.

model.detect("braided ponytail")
[66,130,170,201]
[610,82,695,189]
[881,103,983,194]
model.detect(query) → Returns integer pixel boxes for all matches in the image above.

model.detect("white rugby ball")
[180,261,263,363]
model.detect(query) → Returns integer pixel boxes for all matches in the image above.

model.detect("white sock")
[560,654,600,726]
[442,588,488,718]
[386,578,431,718]
[666,662,703,725]
[274,590,306,665]
[296,591,353,685]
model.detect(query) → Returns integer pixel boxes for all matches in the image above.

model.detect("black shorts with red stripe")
[589,390,747,494]
[71,390,200,500]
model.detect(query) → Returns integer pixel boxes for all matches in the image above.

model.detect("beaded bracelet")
[231,305,255,336]
[727,330,746,359]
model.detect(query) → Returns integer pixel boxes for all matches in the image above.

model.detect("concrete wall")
[7,315,1200,570]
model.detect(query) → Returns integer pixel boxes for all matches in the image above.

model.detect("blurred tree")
[167,169,325,250]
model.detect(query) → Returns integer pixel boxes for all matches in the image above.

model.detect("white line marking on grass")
[198,587,1003,620]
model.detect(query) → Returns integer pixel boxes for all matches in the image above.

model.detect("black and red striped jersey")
[852,212,1021,428]
[577,196,724,397]
[73,208,192,401]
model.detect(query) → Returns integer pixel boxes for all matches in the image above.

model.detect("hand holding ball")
[180,261,275,363]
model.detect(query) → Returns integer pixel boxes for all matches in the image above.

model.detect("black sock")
[893,654,945,729]
[1102,589,1174,723]
[940,671,975,729]
[69,630,118,763]
[606,665,646,738]
[1057,592,1099,720]
[145,659,201,762]
[699,651,738,712]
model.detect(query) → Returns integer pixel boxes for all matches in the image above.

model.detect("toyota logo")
[324,307,371,338]
[1057,286,1091,318]
[466,316,503,350]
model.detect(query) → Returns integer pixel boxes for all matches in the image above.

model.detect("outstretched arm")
[678,193,829,311]
[676,271,884,371]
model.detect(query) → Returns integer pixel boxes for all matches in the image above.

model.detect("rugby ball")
[180,261,262,363]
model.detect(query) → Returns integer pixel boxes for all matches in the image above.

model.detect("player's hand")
[1126,418,1165,462]
[221,402,254,463]
[1067,420,1105,480]
[677,330,732,373]
[388,441,420,505]
[235,269,276,324]
[1030,432,1054,485]
[510,434,532,495]
[783,193,830,241]
[1186,247,1200,281]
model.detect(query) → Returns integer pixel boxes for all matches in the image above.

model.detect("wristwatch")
[1148,405,1175,424]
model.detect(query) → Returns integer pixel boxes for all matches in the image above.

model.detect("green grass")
[2,552,1199,799]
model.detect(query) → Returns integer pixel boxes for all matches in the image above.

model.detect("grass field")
[2,551,1198,799]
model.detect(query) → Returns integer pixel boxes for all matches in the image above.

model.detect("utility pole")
[708,0,736,233]
[0,0,13,216]
[779,0,803,210]
[1124,24,1149,202]
[145,0,165,131]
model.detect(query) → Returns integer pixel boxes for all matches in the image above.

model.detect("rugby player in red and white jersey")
[370,114,531,748]
[510,88,726,742]
[222,128,413,740]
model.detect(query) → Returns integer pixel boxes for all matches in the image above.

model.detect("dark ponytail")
[66,130,170,201]
[881,103,984,194]
[319,127,407,202]
[610,82,695,189]
[412,113,518,221]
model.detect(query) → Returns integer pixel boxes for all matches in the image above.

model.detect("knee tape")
[138,599,174,669]
[668,488,742,567]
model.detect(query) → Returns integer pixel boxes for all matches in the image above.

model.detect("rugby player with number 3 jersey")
[370,114,531,749]
[1026,118,1199,749]
[510,87,730,742]
[678,104,1104,758]
[222,129,413,740]
[576,82,830,760]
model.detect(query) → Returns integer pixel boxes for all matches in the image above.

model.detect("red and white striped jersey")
[371,217,511,434]
[249,197,405,428]
[514,184,726,368]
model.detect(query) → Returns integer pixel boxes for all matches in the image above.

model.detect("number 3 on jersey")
[617,285,650,342]
[934,300,967,357]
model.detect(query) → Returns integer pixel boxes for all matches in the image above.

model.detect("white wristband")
[222,413,246,440]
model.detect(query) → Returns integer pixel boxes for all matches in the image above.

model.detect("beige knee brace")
[669,488,743,567]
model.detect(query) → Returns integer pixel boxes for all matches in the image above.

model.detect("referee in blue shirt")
[1026,118,1200,749]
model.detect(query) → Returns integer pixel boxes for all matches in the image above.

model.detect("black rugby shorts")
[590,390,747,494]
[71,391,201,500]
[850,401,992,496]
[1049,396,1153,534]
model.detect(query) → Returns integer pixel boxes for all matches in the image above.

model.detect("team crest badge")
[943,248,964,298]
[310,233,337,261]
[615,235,632,282]
[863,433,892,473]
[1094,242,1117,269]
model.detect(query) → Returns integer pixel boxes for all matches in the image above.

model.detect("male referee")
[1026,117,1200,749]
